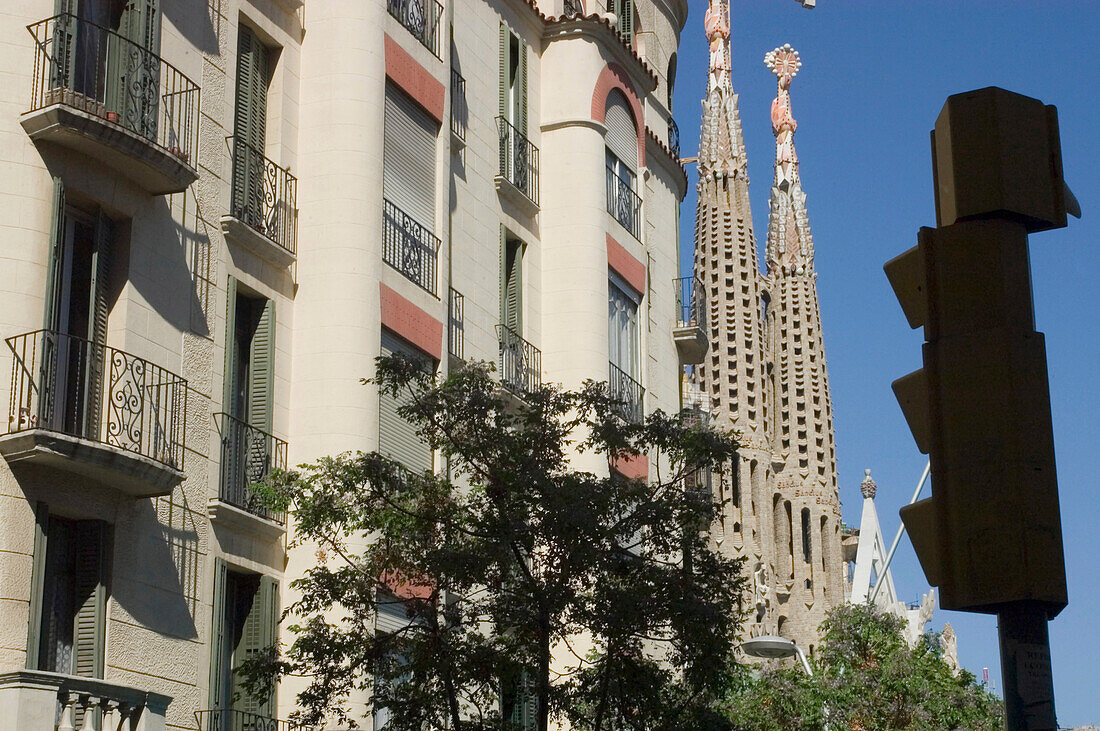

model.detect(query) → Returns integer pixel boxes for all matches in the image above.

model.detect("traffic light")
[885,87,1074,617]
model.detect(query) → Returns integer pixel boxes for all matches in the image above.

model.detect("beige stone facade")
[691,17,843,653]
[0,0,690,728]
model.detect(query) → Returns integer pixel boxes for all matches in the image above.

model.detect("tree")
[723,603,1005,731]
[249,356,746,730]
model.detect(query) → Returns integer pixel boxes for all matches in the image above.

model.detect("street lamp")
[740,635,813,676]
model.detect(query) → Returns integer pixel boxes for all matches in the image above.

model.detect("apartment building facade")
[0,0,691,728]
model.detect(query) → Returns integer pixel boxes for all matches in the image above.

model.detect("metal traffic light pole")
[884,87,1079,731]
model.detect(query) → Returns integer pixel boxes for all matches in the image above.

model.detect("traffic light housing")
[886,88,1072,617]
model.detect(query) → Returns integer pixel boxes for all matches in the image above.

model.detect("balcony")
[609,363,644,423]
[450,68,467,147]
[0,330,187,498]
[387,0,442,59]
[222,137,298,268]
[497,325,541,396]
[496,117,539,210]
[673,275,708,365]
[0,669,170,731]
[382,198,439,296]
[449,288,465,362]
[209,413,287,539]
[22,14,200,195]
[606,166,641,239]
[195,709,311,731]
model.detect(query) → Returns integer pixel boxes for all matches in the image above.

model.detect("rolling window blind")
[378,331,434,473]
[604,90,638,172]
[384,84,438,231]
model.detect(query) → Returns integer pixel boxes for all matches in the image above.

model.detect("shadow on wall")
[162,0,221,56]
[112,497,200,640]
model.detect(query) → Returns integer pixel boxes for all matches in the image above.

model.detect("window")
[498,26,533,199]
[610,0,634,43]
[28,508,109,680]
[209,561,280,720]
[604,91,639,237]
[501,232,524,335]
[231,24,275,234]
[379,331,434,474]
[383,83,438,231]
[502,669,537,731]
[42,178,115,437]
[608,274,639,380]
[801,507,812,564]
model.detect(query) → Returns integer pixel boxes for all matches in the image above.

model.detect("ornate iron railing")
[674,275,705,326]
[497,325,540,396]
[496,116,540,205]
[668,117,680,160]
[450,67,467,143]
[195,709,311,731]
[606,166,641,239]
[609,363,644,423]
[229,136,298,257]
[5,330,187,470]
[382,198,440,296]
[215,412,287,524]
[387,0,442,58]
[26,14,199,166]
[449,288,465,360]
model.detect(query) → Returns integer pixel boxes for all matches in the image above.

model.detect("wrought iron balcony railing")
[606,166,641,239]
[450,68,467,143]
[497,117,540,205]
[609,363,644,423]
[674,275,705,326]
[449,288,465,360]
[229,136,298,257]
[382,198,440,296]
[668,117,680,160]
[563,0,584,15]
[195,708,311,731]
[5,330,187,470]
[215,412,287,524]
[387,0,443,58]
[497,325,541,396]
[27,14,199,166]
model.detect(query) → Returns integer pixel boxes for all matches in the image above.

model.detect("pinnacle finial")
[860,469,877,500]
[704,0,731,90]
[765,43,802,86]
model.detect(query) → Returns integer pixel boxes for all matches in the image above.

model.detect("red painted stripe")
[611,453,649,480]
[384,34,445,123]
[606,233,646,296]
[380,283,443,360]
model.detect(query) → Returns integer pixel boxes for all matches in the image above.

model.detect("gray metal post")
[998,601,1057,730]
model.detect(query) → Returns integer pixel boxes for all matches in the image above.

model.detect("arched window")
[666,53,677,111]
[604,89,640,237]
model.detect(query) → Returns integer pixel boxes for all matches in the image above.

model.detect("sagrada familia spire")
[692,1,843,650]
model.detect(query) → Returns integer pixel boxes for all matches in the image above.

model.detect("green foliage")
[723,603,1005,730]
[247,357,745,730]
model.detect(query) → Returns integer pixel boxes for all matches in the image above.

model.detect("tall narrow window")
[498,26,529,195]
[609,274,641,422]
[28,508,108,680]
[605,90,639,237]
[731,459,741,509]
[611,0,634,43]
[231,24,273,233]
[379,331,434,474]
[383,83,438,231]
[801,507,812,564]
[209,561,279,722]
[501,233,524,335]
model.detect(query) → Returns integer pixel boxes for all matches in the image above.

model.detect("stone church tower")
[691,3,843,651]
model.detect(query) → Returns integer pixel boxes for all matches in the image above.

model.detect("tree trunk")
[538,610,551,731]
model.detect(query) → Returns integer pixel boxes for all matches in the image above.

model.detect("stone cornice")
[542,16,659,94]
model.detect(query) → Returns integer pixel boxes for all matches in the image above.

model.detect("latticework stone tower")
[691,6,843,651]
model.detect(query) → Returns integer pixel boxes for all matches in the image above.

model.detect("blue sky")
[672,1,1100,724]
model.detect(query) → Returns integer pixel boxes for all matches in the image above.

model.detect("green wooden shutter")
[237,576,275,716]
[617,0,634,43]
[222,277,239,414]
[378,332,433,474]
[233,25,269,228]
[72,520,107,679]
[25,503,49,670]
[498,25,510,176]
[208,558,228,709]
[43,178,66,332]
[83,211,112,439]
[517,39,528,136]
[248,299,275,433]
[259,575,279,714]
[500,231,522,334]
[112,0,161,139]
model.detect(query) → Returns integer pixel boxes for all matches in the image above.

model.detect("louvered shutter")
[222,277,239,414]
[209,558,228,709]
[378,331,433,474]
[517,39,528,135]
[604,90,638,172]
[248,299,275,433]
[615,0,634,42]
[237,577,268,715]
[233,25,269,229]
[375,590,410,634]
[257,575,279,714]
[498,25,510,175]
[83,211,111,439]
[25,503,50,670]
[72,520,107,679]
[502,239,523,334]
[43,178,66,332]
[112,0,161,139]
[383,85,437,231]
